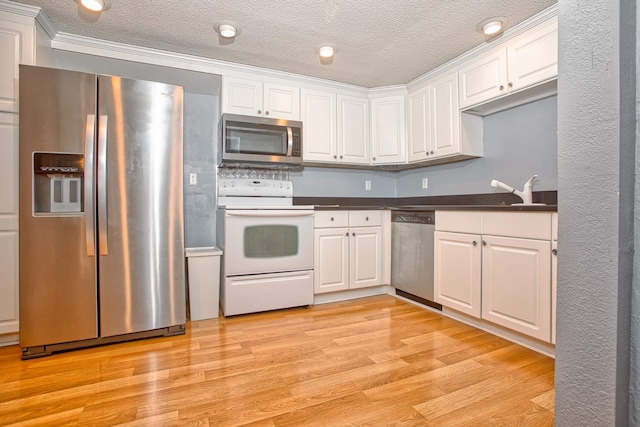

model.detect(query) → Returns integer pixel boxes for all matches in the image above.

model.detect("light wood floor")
[0,295,554,426]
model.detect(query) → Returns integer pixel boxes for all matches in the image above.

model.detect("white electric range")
[216,179,314,316]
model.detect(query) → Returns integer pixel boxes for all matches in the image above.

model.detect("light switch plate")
[189,173,198,185]
[422,177,428,189]
[365,180,371,191]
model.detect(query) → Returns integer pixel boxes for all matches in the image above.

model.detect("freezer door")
[97,76,186,337]
[19,65,99,347]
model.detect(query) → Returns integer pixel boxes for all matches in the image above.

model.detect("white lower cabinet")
[434,231,481,317]
[434,211,555,343]
[481,235,551,342]
[314,211,382,294]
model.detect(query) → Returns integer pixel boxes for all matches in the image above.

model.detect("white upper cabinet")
[429,71,460,158]
[0,17,35,113]
[301,88,337,163]
[222,76,300,120]
[337,94,369,164]
[458,16,558,109]
[407,86,430,162]
[370,95,406,164]
[302,88,369,165]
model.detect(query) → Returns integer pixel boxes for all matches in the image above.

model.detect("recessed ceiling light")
[214,21,241,39]
[318,46,335,58]
[218,24,237,38]
[79,0,110,12]
[477,17,507,36]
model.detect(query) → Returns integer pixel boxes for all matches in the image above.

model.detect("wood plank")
[0,295,554,426]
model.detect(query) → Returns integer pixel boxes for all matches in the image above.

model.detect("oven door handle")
[226,210,314,218]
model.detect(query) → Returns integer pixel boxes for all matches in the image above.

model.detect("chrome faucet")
[490,175,538,204]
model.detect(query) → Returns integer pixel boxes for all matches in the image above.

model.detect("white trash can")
[185,246,223,321]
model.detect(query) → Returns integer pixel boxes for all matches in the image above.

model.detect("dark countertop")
[313,204,557,212]
[297,190,558,212]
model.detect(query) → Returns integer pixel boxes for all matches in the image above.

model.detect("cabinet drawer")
[315,211,349,228]
[349,210,382,227]
[435,211,482,234]
[483,212,551,240]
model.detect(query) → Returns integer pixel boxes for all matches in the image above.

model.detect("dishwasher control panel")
[391,211,435,225]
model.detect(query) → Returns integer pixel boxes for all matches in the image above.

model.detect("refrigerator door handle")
[84,114,96,257]
[97,115,109,255]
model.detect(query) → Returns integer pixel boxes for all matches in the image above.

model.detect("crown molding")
[50,32,369,94]
[406,3,559,90]
[34,7,56,40]
[0,0,40,18]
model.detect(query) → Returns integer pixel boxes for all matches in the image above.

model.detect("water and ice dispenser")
[33,153,84,214]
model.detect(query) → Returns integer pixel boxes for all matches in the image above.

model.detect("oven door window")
[244,225,298,258]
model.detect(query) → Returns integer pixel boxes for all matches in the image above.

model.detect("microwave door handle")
[286,127,293,156]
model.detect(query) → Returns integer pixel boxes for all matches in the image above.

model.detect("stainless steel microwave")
[220,114,303,166]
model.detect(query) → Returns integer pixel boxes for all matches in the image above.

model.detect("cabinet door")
[350,226,382,289]
[0,112,17,214]
[551,240,557,345]
[222,77,263,116]
[507,16,558,93]
[0,113,18,334]
[314,228,349,293]
[0,19,35,113]
[430,71,460,158]
[458,48,508,109]
[263,82,300,120]
[481,235,551,342]
[301,89,337,163]
[370,95,406,164]
[337,94,369,164]
[434,231,482,317]
[407,87,430,162]
[0,230,18,334]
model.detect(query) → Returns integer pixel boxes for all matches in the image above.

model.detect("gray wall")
[555,0,637,425]
[48,50,221,248]
[290,167,396,198]
[396,95,558,197]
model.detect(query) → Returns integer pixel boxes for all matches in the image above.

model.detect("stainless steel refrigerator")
[19,65,186,358]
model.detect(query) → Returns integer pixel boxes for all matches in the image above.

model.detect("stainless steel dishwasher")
[391,210,442,310]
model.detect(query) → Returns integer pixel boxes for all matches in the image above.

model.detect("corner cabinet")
[370,95,406,164]
[0,12,36,339]
[314,210,383,294]
[458,15,558,109]
[434,210,555,343]
[222,76,300,120]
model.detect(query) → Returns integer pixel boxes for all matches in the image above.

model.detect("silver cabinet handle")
[508,82,513,89]
[482,240,487,246]
[373,157,376,161]
[499,85,504,91]
[345,232,349,237]
[472,240,477,246]
[257,109,262,115]
[365,217,369,221]
[84,114,96,257]
[330,217,334,221]
[265,111,270,116]
[552,248,558,256]
[352,232,355,237]
[97,115,109,256]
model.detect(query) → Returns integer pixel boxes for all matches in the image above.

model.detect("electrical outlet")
[422,177,428,189]
[365,180,371,191]
[189,173,198,185]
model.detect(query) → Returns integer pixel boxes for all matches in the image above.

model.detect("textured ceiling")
[10,0,557,88]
